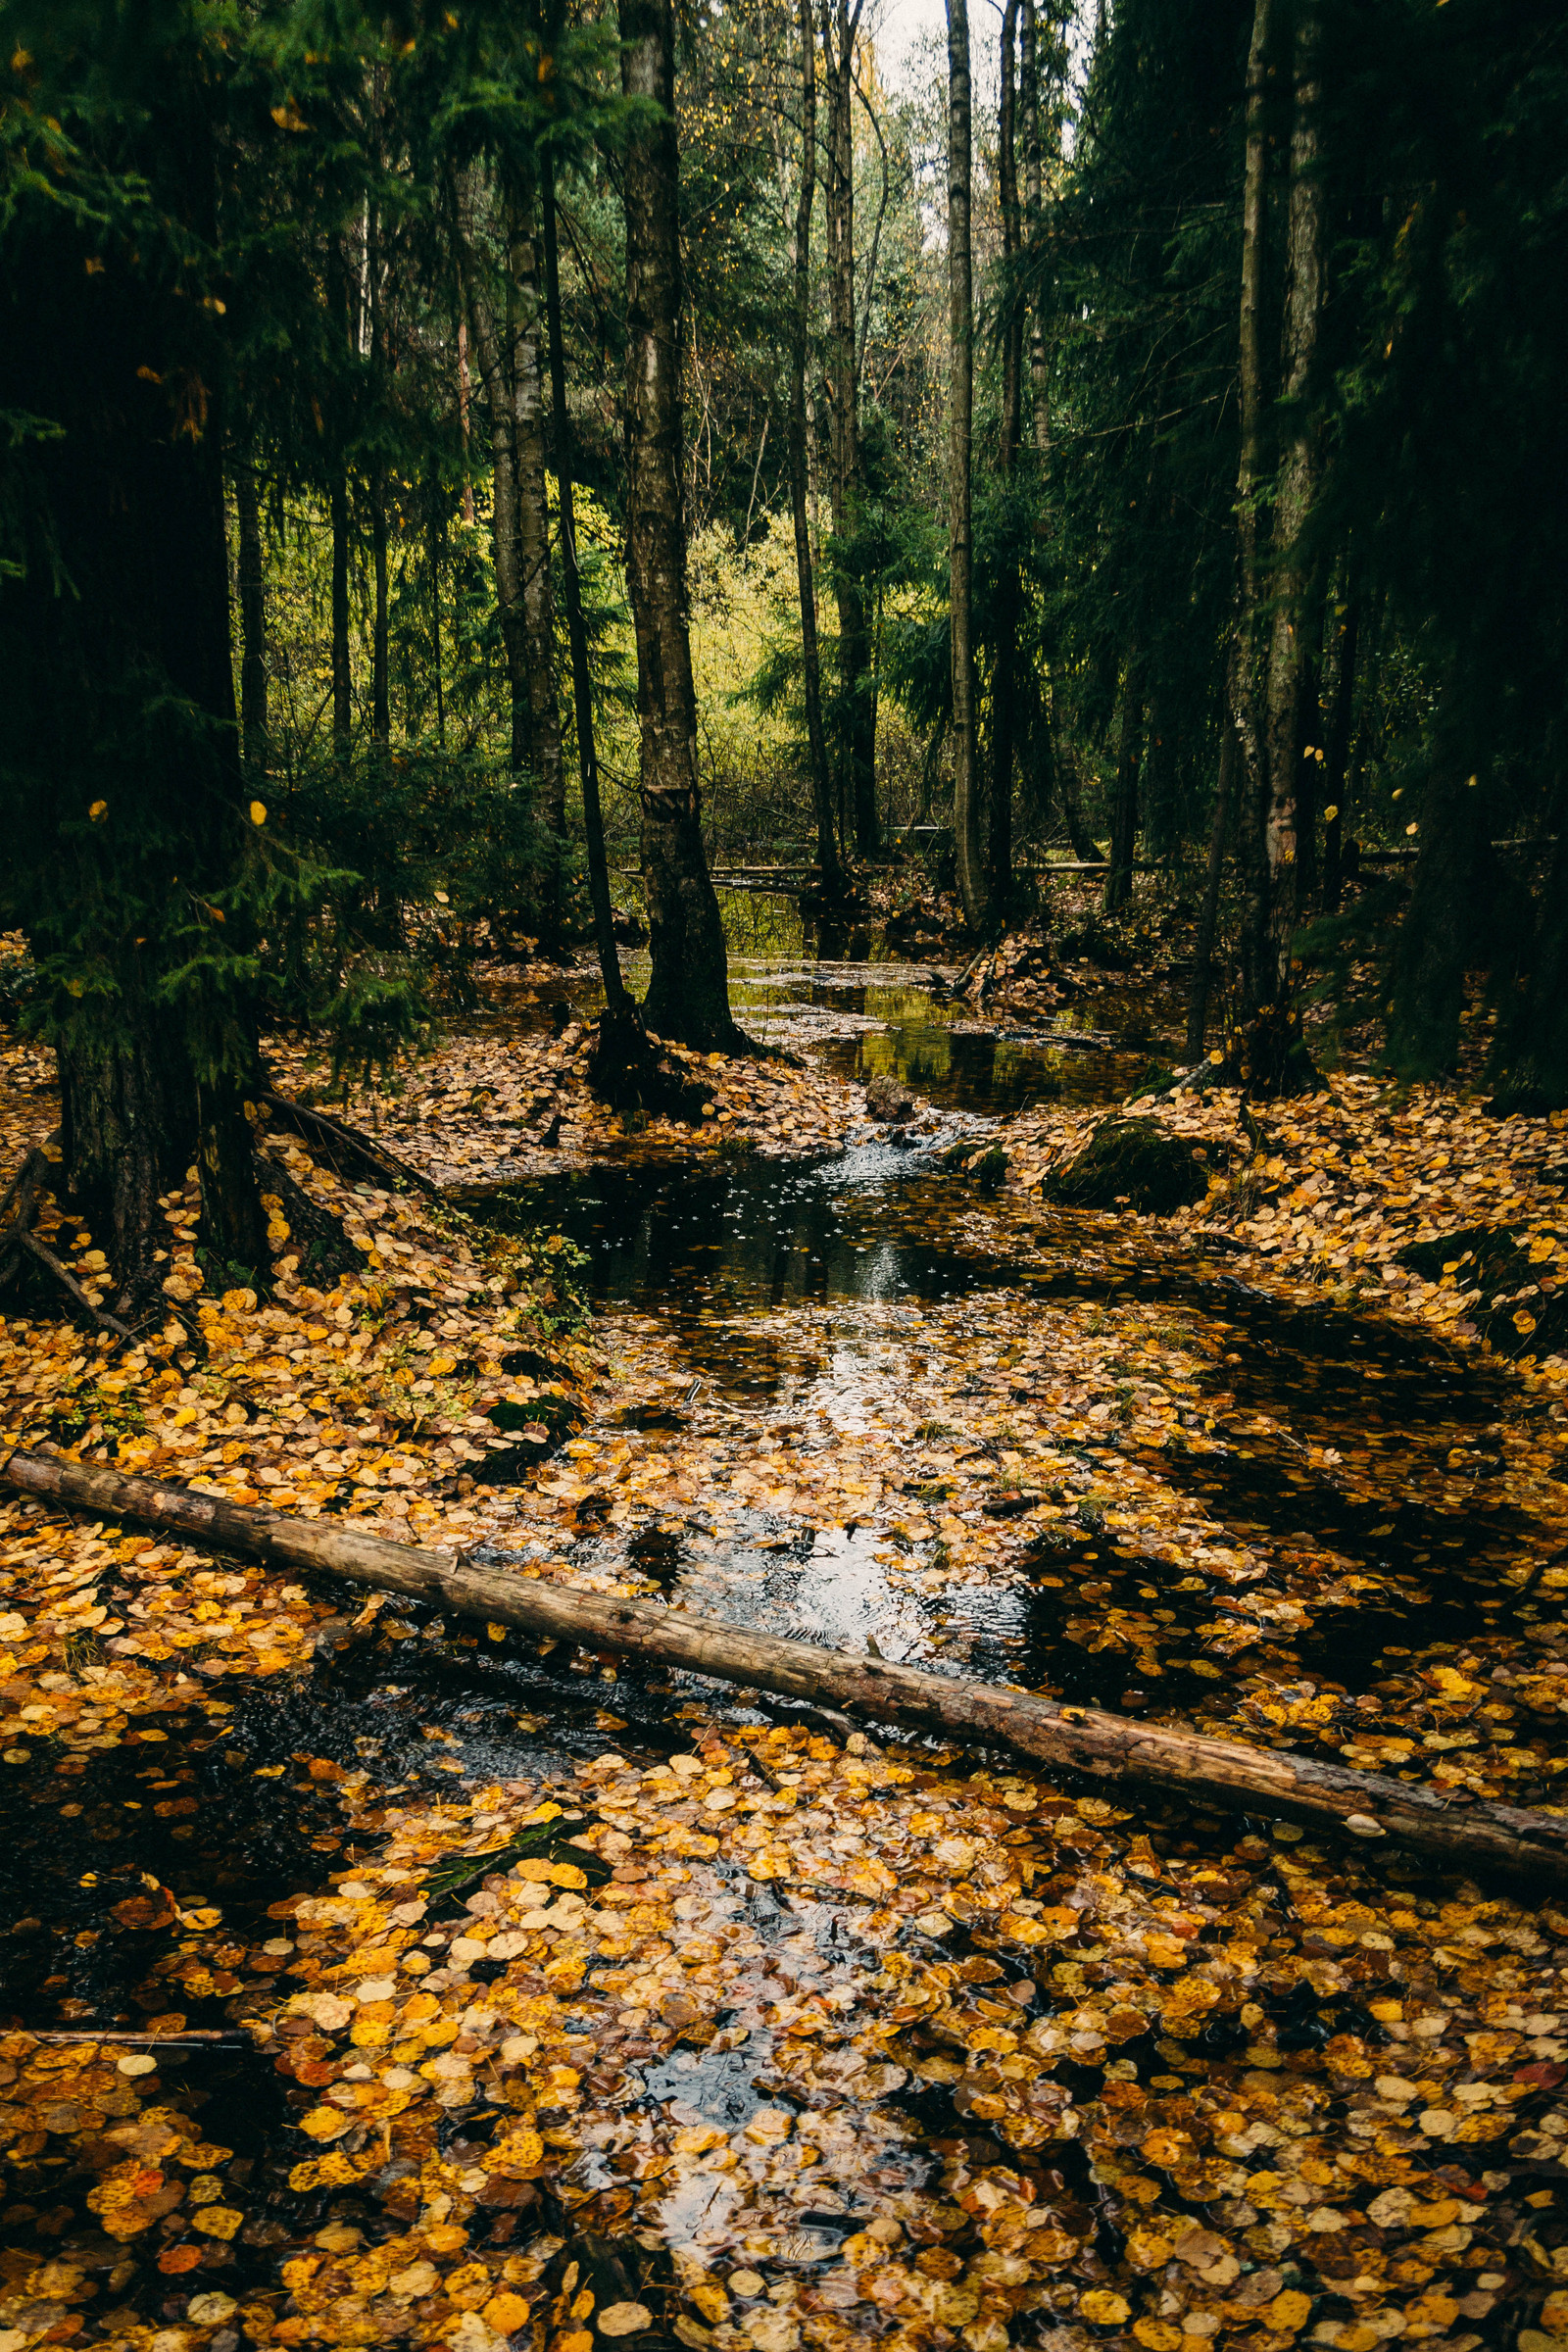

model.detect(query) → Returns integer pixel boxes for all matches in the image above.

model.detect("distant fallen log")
[5,1447,1566,1890]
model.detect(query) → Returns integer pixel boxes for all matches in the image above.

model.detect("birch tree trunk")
[788,0,842,899]
[620,0,737,1048]
[948,0,986,934]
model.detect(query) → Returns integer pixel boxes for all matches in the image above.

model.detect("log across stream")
[6,1446,1565,1889]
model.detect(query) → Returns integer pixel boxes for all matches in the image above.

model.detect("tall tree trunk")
[508,176,565,868]
[1020,0,1052,463]
[822,0,876,858]
[988,0,1022,913]
[7,85,266,1312]
[1231,0,1275,1008]
[456,315,476,528]
[458,194,530,778]
[329,465,352,758]
[428,499,446,748]
[1320,592,1358,909]
[948,0,985,933]
[1185,717,1238,1059]
[1104,662,1142,912]
[370,465,390,750]
[1143,679,1174,864]
[1054,731,1099,862]
[1386,712,1497,1081]
[788,0,841,900]
[1257,0,1325,1000]
[541,161,630,1026]
[235,451,268,773]
[620,0,736,1048]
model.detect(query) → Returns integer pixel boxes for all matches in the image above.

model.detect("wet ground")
[4,909,1567,2352]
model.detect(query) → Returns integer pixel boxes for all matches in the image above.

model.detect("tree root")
[586,1005,712,1119]
[258,1152,367,1288]
[261,1089,436,1197]
[0,1140,133,1339]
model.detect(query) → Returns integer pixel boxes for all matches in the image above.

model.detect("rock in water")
[1044,1117,1209,1213]
[865,1074,915,1122]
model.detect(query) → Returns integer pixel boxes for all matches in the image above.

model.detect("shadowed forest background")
[4,0,1566,1302]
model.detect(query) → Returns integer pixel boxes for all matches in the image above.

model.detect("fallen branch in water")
[14,2030,254,2049]
[4,1447,1566,1889]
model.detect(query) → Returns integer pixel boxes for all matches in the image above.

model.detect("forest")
[1,7,1568,2352]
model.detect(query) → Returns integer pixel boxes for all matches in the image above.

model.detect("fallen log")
[5,1446,1566,1889]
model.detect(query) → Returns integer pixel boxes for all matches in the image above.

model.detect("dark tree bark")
[1257,0,1326,999]
[822,0,877,858]
[1104,661,1143,912]
[948,0,986,933]
[235,452,268,773]
[457,185,530,778]
[370,465,390,751]
[1320,592,1358,908]
[540,160,631,1028]
[2,93,267,1310]
[1230,0,1275,1004]
[788,0,842,900]
[234,459,268,780]
[456,315,476,529]
[329,464,353,758]
[1185,718,1239,1059]
[1020,0,1052,464]
[988,0,1022,913]
[1054,734,1100,863]
[1386,718,1498,1081]
[620,0,737,1048]
[508,176,565,859]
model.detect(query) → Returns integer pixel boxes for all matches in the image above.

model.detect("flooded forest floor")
[1,889,1567,2352]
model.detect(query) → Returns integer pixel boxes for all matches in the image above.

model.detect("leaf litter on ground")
[1,930,1567,2352]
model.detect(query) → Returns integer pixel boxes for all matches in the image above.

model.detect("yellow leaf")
[486,2294,532,2332]
[598,2305,654,2337]
[1266,2292,1313,2334]
[298,2106,350,2140]
[89,800,108,820]
[250,800,267,826]
[191,2206,243,2240]
[1081,2292,1130,2326]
